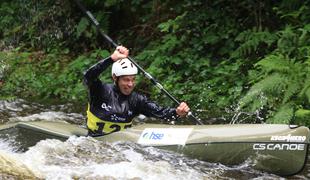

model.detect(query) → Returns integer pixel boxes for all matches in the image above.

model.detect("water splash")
[0,99,84,124]
[0,137,209,179]
[228,93,267,124]
[0,139,42,179]
[0,138,17,153]
[1,135,277,179]
[8,111,84,123]
[229,105,265,124]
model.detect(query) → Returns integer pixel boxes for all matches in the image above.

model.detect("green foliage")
[232,28,278,58]
[295,109,310,126]
[239,41,310,123]
[267,103,294,124]
[135,1,247,110]
[1,0,310,127]
[0,53,7,80]
[76,18,90,38]
[0,0,111,53]
[1,49,109,102]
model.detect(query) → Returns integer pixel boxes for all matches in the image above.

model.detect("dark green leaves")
[1,0,310,126]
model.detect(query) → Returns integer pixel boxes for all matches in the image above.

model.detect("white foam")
[0,139,43,178]
[0,139,16,153]
[0,99,25,112]
[7,137,205,180]
[8,111,83,122]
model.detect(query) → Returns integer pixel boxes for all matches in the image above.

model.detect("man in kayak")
[84,46,190,136]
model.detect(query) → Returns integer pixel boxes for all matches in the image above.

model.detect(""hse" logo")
[142,132,164,140]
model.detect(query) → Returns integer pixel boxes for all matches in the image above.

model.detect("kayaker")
[84,46,190,136]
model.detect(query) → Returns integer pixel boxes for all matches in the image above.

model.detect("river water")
[0,99,309,179]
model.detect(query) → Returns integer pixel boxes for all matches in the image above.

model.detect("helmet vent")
[122,66,128,69]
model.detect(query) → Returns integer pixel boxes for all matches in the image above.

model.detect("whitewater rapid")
[0,99,305,179]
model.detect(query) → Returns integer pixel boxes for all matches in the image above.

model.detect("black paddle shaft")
[73,0,204,125]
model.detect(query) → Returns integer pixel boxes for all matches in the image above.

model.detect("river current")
[0,99,309,179]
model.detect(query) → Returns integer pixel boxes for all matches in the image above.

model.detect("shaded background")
[0,0,309,126]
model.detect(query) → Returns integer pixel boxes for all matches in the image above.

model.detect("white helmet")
[111,58,138,77]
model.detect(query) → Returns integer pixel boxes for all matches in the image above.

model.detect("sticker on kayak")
[138,128,192,146]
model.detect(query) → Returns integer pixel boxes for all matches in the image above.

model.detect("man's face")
[115,75,136,95]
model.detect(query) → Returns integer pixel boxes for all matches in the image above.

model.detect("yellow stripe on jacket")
[86,105,132,134]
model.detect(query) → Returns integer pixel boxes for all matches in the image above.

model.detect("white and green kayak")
[0,121,309,176]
